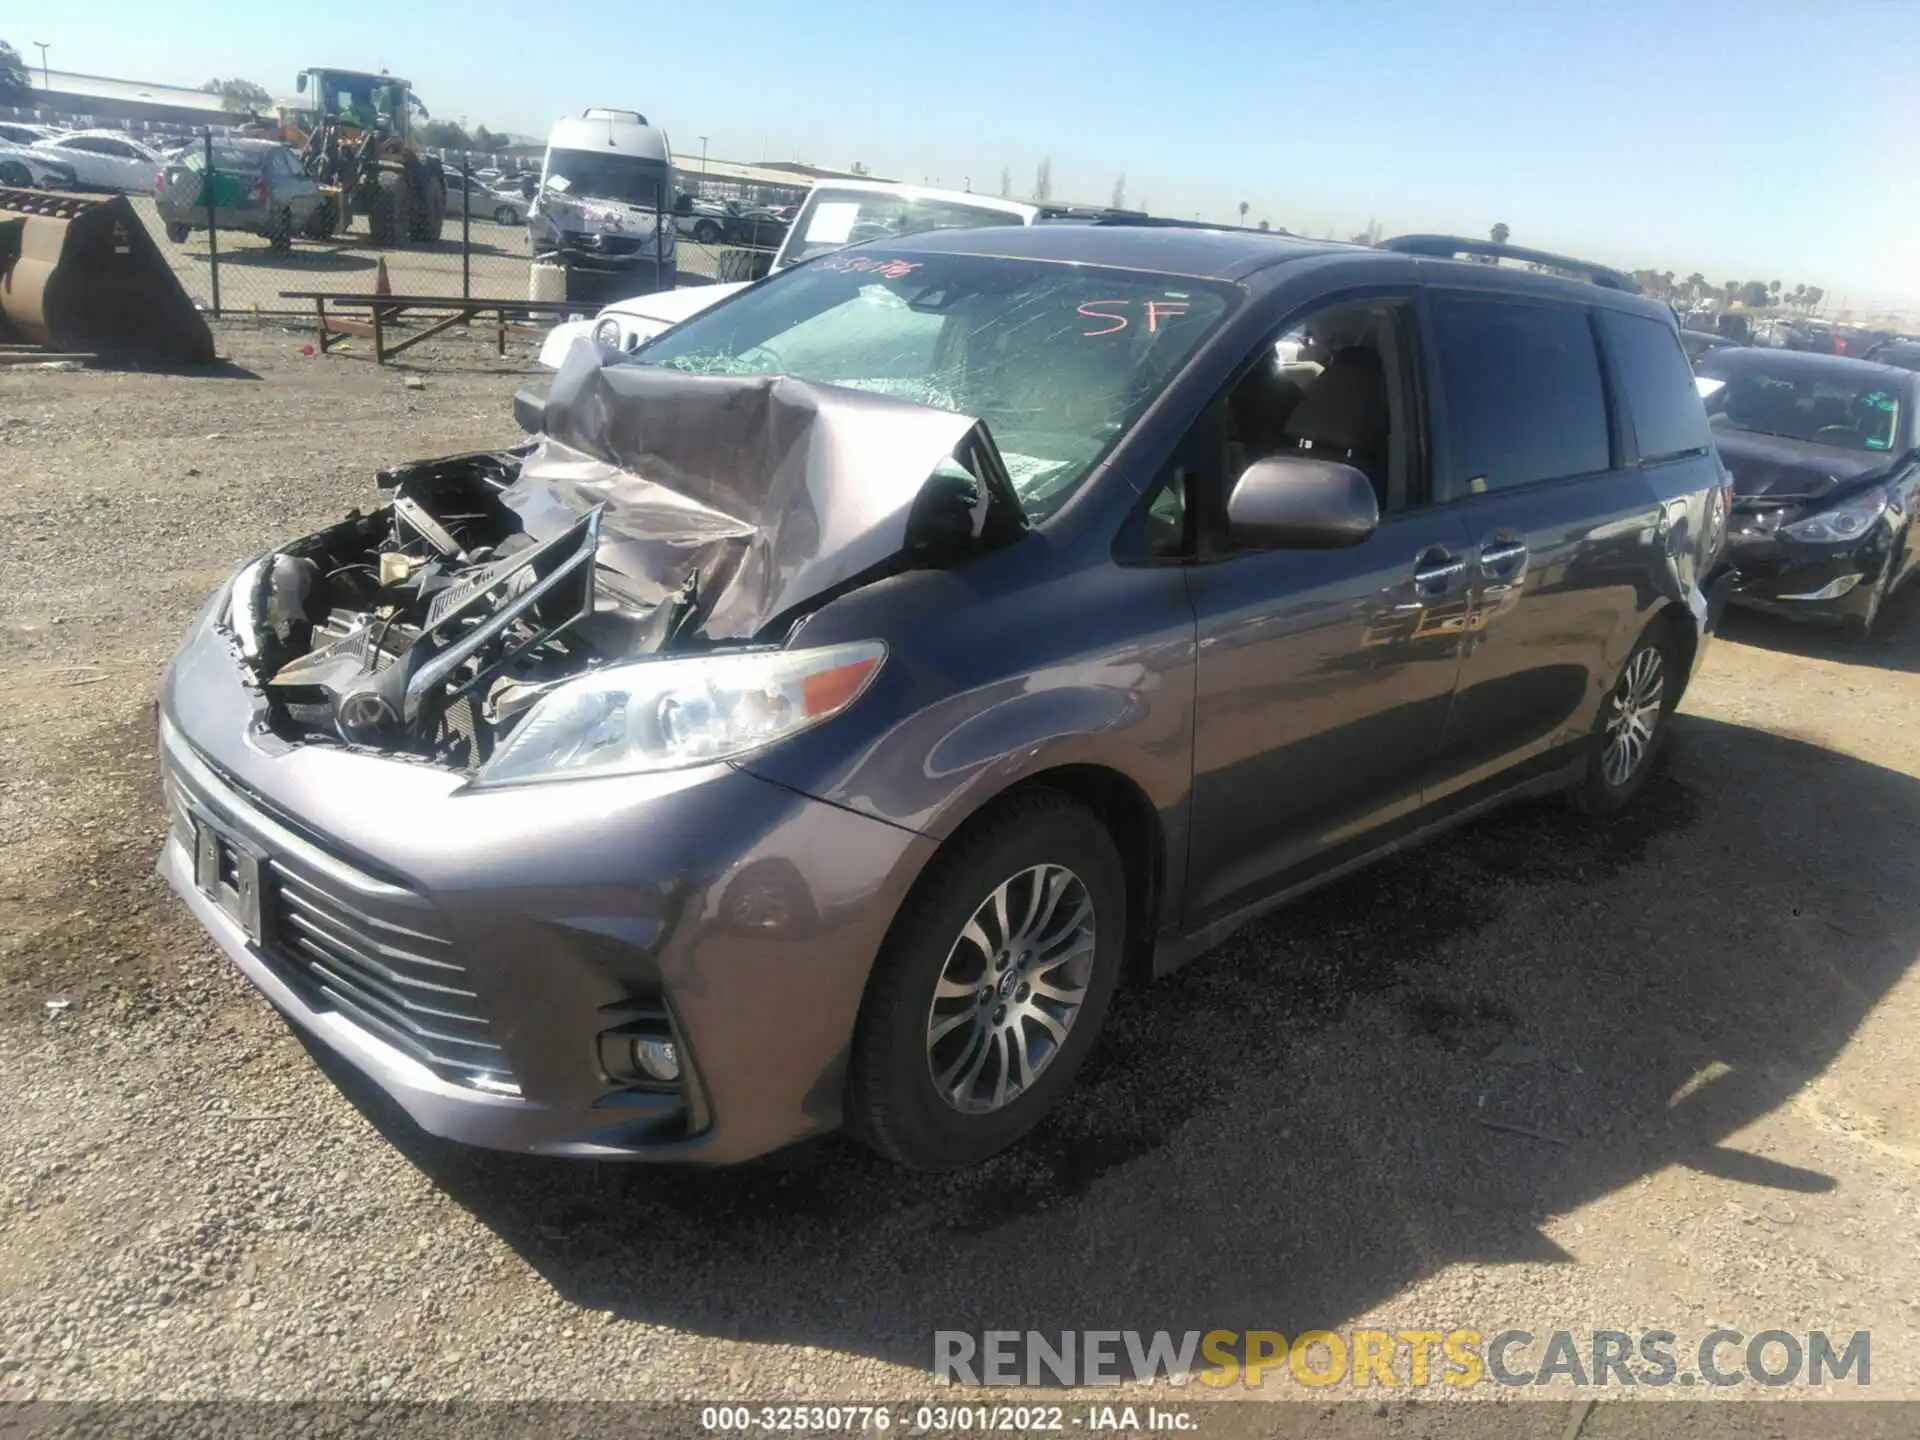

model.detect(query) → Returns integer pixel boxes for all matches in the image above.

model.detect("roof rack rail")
[1379,235,1639,293]
[1077,213,1283,235]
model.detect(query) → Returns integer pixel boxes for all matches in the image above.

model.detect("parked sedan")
[443,170,524,226]
[1697,347,1920,633]
[676,196,787,248]
[155,141,324,251]
[0,141,78,190]
[1680,328,1737,362]
[31,130,163,192]
[1862,339,1920,372]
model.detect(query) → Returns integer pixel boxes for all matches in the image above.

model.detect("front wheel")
[165,221,192,244]
[266,207,293,252]
[0,161,30,187]
[493,203,520,226]
[846,791,1126,1170]
[1574,624,1677,815]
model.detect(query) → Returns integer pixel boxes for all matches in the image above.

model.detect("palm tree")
[1686,272,1706,305]
[1490,221,1511,246]
[1238,200,1250,225]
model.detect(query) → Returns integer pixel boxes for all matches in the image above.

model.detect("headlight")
[591,317,623,349]
[1781,485,1888,544]
[474,641,886,787]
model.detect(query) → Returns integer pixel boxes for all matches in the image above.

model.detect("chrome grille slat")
[274,882,467,975]
[300,954,501,1054]
[282,913,479,1005]
[159,735,508,1084]
[271,867,450,949]
[312,977,500,1072]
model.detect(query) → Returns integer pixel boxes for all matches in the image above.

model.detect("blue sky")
[25,0,1920,310]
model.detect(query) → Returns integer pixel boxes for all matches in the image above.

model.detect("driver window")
[1128,296,1423,561]
[1224,299,1418,513]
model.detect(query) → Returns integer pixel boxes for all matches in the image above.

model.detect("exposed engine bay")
[224,350,1026,769]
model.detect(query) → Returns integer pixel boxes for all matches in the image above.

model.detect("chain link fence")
[112,136,778,324]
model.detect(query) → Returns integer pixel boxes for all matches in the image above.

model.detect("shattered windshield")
[634,253,1233,519]
[543,148,666,209]
[782,189,1030,266]
[1702,367,1903,452]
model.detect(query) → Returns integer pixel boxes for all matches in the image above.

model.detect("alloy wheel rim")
[925,864,1096,1115]
[1601,646,1664,787]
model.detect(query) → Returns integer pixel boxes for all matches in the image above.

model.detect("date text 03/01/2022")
[699,1404,1198,1433]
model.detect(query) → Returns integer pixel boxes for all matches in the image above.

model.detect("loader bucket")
[0,188,214,367]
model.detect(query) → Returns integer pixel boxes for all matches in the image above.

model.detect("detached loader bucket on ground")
[0,188,214,367]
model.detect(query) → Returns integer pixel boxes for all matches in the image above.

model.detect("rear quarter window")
[1431,296,1611,494]
[1600,309,1712,462]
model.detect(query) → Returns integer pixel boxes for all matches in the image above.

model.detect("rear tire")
[692,218,722,245]
[366,185,400,246]
[846,791,1126,1170]
[714,247,766,284]
[0,161,30,187]
[266,207,293,252]
[407,169,445,243]
[493,203,519,226]
[165,221,192,244]
[1573,622,1678,815]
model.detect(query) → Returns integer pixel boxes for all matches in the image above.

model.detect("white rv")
[528,108,678,301]
[539,179,1043,367]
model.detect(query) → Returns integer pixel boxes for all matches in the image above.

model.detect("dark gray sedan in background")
[155,139,324,250]
[1696,347,1920,632]
[158,226,1731,1169]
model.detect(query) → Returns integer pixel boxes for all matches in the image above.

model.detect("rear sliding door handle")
[1412,550,1466,597]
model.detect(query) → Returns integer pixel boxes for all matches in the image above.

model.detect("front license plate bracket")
[192,814,268,945]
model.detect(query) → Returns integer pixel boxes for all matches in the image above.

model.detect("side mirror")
[1226,456,1379,549]
[673,192,693,216]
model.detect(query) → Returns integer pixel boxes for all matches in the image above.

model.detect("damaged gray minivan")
[160,226,1731,1169]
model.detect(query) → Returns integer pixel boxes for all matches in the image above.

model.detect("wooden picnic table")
[279,291,589,364]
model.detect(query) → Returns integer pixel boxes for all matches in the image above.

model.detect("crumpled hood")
[506,342,999,640]
[1714,430,1893,504]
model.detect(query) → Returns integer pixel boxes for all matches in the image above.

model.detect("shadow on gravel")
[191,248,381,273]
[1718,582,1920,675]
[317,714,1920,1372]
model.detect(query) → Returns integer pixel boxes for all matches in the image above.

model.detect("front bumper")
[1722,525,1888,624]
[156,599,936,1162]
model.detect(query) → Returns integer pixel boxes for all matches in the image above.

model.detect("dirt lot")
[1,328,1917,1414]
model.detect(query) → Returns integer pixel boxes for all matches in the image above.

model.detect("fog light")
[632,1037,680,1083]
[1778,574,1863,601]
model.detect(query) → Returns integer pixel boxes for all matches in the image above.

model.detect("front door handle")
[1478,538,1530,579]
[1412,548,1467,598]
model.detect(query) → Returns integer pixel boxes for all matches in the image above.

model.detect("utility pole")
[699,135,709,176]
[33,42,49,91]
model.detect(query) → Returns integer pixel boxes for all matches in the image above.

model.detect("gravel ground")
[1,329,1917,1415]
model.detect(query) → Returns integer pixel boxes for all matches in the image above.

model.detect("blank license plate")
[192,814,268,945]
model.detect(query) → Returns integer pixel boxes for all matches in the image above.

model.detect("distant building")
[13,69,241,135]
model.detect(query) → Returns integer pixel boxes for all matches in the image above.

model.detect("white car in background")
[0,141,78,190]
[32,131,164,192]
[539,180,1044,367]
